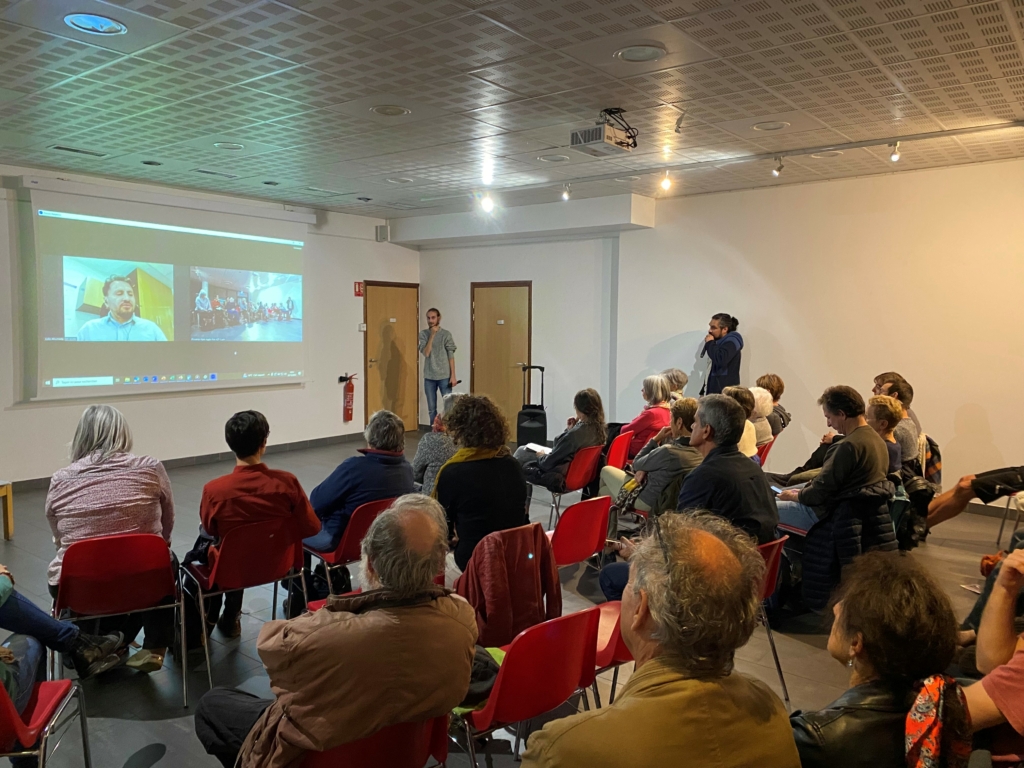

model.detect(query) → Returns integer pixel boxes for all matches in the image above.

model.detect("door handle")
[369,358,378,362]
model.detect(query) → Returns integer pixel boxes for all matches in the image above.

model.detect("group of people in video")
[194,290,295,330]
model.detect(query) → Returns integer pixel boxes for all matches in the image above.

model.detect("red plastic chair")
[54,533,186,707]
[181,518,308,690]
[305,498,396,596]
[542,444,604,529]
[0,678,91,766]
[756,438,776,466]
[605,431,634,471]
[546,496,611,569]
[302,714,448,767]
[758,536,790,709]
[455,608,600,765]
[591,601,634,707]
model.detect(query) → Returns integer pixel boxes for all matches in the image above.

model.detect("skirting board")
[967,499,1018,520]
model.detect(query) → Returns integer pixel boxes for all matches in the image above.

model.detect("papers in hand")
[525,443,551,455]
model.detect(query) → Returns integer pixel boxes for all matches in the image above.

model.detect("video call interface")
[33,208,306,398]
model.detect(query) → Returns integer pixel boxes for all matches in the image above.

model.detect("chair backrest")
[605,431,633,471]
[207,518,305,590]
[550,497,611,567]
[301,715,448,768]
[0,674,47,752]
[595,600,633,669]
[335,498,396,563]
[564,445,604,492]
[756,438,775,465]
[57,534,176,616]
[757,536,789,599]
[475,608,600,732]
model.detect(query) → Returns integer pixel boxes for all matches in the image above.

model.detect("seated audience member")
[46,404,175,673]
[620,375,672,458]
[928,466,1024,528]
[757,373,791,437]
[307,409,415,553]
[883,377,919,468]
[790,551,970,768]
[410,393,460,495]
[676,395,778,544]
[523,512,799,768]
[702,313,743,395]
[776,386,890,533]
[958,531,1024,649]
[661,368,689,401]
[722,386,759,458]
[750,386,775,447]
[194,495,477,768]
[434,395,528,579]
[866,395,903,475]
[191,411,320,639]
[515,388,606,494]
[872,371,922,430]
[599,397,702,520]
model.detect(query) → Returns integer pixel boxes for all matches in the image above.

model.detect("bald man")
[195,495,478,768]
[523,512,799,768]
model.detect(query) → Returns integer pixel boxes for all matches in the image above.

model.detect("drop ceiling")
[2,0,1024,218]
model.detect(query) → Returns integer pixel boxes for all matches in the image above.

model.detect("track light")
[889,142,900,162]
[772,157,784,177]
[660,171,672,191]
[480,195,494,213]
[561,184,571,201]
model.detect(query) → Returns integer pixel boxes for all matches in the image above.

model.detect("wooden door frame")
[470,281,532,401]
[363,280,420,427]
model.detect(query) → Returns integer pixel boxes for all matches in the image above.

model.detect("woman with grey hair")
[410,393,460,495]
[45,404,175,673]
[619,374,673,459]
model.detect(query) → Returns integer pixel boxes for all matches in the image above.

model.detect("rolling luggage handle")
[520,364,544,408]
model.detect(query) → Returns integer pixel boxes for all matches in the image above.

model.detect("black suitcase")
[516,365,547,447]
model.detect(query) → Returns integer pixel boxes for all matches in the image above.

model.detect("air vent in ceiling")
[193,168,239,179]
[49,145,108,158]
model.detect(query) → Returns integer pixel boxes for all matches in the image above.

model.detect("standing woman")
[46,405,176,672]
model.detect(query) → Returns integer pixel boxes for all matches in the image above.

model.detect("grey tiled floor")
[0,437,999,767]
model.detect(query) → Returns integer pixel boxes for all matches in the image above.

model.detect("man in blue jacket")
[701,313,743,395]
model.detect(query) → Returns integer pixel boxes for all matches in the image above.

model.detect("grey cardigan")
[410,432,456,495]
[632,436,703,508]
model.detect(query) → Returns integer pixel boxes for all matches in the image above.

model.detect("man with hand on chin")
[77,275,168,341]
[418,307,458,426]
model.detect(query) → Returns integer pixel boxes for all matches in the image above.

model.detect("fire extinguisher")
[339,373,356,422]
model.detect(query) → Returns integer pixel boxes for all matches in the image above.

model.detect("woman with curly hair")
[433,395,528,579]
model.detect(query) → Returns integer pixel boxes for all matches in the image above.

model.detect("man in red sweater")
[198,411,320,637]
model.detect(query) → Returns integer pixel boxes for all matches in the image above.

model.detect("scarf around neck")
[431,446,510,499]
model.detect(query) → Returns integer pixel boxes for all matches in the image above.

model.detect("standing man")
[418,308,457,427]
[700,313,743,395]
[77,275,168,341]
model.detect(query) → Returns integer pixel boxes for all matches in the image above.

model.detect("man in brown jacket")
[521,512,800,768]
[194,494,478,768]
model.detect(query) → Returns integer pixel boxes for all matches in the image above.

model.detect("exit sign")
[354,281,364,297]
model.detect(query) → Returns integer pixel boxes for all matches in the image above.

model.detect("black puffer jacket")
[802,480,897,611]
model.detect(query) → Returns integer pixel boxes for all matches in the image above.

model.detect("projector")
[570,123,634,157]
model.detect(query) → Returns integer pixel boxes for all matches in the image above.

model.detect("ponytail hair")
[712,313,739,333]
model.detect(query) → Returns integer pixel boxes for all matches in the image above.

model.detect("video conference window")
[190,268,302,342]
[63,256,173,342]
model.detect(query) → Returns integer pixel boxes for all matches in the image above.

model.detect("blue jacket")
[703,332,744,394]
[309,449,415,549]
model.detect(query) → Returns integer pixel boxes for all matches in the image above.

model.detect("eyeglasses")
[652,515,674,571]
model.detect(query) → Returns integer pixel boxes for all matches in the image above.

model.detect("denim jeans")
[599,562,630,602]
[424,378,451,426]
[962,530,1024,631]
[0,590,78,653]
[776,500,821,532]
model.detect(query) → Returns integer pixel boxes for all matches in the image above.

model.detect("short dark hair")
[722,386,755,419]
[756,373,784,401]
[711,313,738,332]
[873,371,906,388]
[103,275,133,296]
[818,386,865,418]
[885,378,914,407]
[426,307,441,316]
[225,410,269,459]
[445,395,509,449]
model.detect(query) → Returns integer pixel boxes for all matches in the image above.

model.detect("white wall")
[419,238,618,432]
[617,158,1024,482]
[0,175,418,482]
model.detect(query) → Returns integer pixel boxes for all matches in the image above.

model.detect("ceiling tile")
[275,0,470,39]
[470,51,616,97]
[99,0,260,29]
[385,14,546,70]
[135,31,295,84]
[481,0,663,49]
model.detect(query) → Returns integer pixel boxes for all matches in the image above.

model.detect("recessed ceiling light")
[386,177,414,184]
[614,176,641,182]
[612,44,667,63]
[64,13,127,36]
[356,196,373,202]
[810,150,843,159]
[480,195,494,213]
[140,160,163,166]
[262,181,280,186]
[537,154,570,163]
[752,121,791,132]
[370,105,411,117]
[213,142,245,151]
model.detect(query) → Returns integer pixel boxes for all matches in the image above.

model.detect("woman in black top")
[790,552,970,768]
[434,395,528,576]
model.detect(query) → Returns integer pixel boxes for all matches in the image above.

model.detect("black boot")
[69,631,123,678]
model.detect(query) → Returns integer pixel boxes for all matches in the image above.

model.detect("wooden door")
[364,282,419,430]
[471,282,531,424]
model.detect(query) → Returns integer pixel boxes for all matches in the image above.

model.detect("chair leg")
[325,558,336,597]
[591,680,602,709]
[580,687,590,711]
[76,684,93,768]
[762,605,790,710]
[272,581,278,621]
[196,586,214,690]
[178,596,188,708]
[1012,496,1023,542]
[998,496,1012,548]
[300,569,310,610]
[610,666,620,705]
[462,718,478,768]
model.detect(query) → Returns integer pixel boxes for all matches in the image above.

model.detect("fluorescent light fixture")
[37,210,304,247]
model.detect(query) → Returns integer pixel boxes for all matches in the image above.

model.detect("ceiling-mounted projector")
[569,108,638,157]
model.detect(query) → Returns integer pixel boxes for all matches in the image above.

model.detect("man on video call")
[77,275,168,342]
